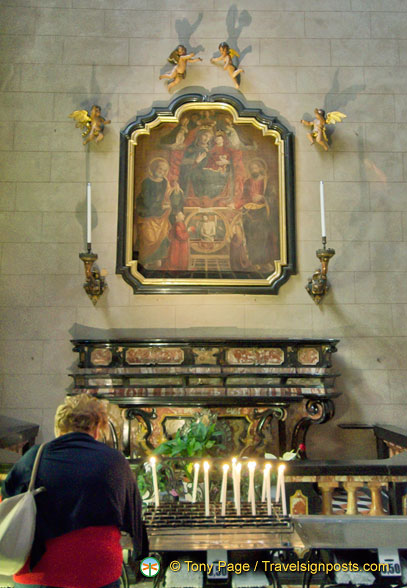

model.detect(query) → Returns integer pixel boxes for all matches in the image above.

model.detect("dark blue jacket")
[2,432,148,568]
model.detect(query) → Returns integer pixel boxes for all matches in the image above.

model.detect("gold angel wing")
[229,48,240,58]
[68,109,91,128]
[325,111,347,125]
[167,49,179,65]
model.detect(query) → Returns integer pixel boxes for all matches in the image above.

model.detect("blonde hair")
[54,393,108,437]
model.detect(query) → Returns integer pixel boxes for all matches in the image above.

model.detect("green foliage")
[154,419,224,459]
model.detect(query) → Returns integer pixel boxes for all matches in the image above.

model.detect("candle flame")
[278,463,286,472]
[149,456,156,465]
[203,461,210,471]
[222,463,229,472]
[194,462,200,470]
[248,461,256,470]
[265,462,272,471]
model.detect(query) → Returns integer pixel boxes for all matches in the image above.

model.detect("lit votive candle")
[204,461,210,517]
[261,465,267,503]
[276,464,287,516]
[192,462,200,503]
[232,457,237,509]
[248,461,256,516]
[235,462,241,517]
[265,463,272,516]
[150,456,159,508]
[220,464,229,517]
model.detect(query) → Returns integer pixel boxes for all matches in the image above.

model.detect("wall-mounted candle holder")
[79,249,107,305]
[305,237,335,305]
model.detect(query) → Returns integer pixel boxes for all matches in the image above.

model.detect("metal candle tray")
[141,502,302,551]
[144,501,291,529]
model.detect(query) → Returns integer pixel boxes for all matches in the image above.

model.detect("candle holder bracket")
[305,239,335,305]
[79,249,107,305]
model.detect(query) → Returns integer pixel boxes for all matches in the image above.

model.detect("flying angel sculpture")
[300,108,346,151]
[69,105,111,145]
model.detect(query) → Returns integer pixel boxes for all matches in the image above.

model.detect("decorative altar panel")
[70,338,340,459]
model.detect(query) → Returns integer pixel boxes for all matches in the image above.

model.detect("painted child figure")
[210,42,244,89]
[206,132,231,173]
[159,45,203,92]
[164,211,194,270]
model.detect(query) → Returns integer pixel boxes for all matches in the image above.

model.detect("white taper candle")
[275,463,282,502]
[204,461,210,517]
[276,464,287,516]
[248,461,256,516]
[320,180,326,238]
[86,182,92,247]
[280,464,287,516]
[150,456,160,508]
[232,457,237,510]
[192,462,200,503]
[265,463,272,516]
[261,466,266,503]
[220,463,229,517]
[235,463,241,517]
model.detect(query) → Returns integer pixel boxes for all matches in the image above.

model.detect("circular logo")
[140,556,160,578]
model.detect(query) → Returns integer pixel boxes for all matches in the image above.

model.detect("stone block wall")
[1,0,407,458]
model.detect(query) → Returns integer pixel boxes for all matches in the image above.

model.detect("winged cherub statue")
[159,45,203,92]
[210,42,244,89]
[69,105,111,145]
[300,108,346,151]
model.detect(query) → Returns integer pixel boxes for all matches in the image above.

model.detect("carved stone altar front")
[70,338,340,458]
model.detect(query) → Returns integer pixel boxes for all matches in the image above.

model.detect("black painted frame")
[116,93,296,294]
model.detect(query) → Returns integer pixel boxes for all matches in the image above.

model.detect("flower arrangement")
[135,412,226,502]
[155,413,225,459]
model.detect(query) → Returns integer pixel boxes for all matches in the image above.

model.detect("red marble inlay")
[226,348,284,365]
[298,347,319,366]
[90,348,112,366]
[126,347,184,365]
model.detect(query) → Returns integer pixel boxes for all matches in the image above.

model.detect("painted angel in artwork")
[159,44,203,92]
[210,42,244,89]
[300,108,346,151]
[69,105,111,145]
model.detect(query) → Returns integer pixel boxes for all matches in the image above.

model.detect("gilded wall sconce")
[305,237,335,304]
[79,250,107,305]
[306,181,335,304]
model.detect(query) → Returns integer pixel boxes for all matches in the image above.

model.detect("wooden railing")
[374,424,407,459]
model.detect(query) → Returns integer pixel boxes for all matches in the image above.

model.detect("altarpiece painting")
[117,94,295,294]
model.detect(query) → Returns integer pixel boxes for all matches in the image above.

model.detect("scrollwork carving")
[291,399,335,456]
[122,408,157,457]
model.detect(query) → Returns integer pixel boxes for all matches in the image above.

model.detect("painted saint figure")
[210,42,244,89]
[159,45,203,92]
[241,159,277,269]
[135,158,183,268]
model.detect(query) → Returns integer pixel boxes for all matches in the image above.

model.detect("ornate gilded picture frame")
[117,93,295,294]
